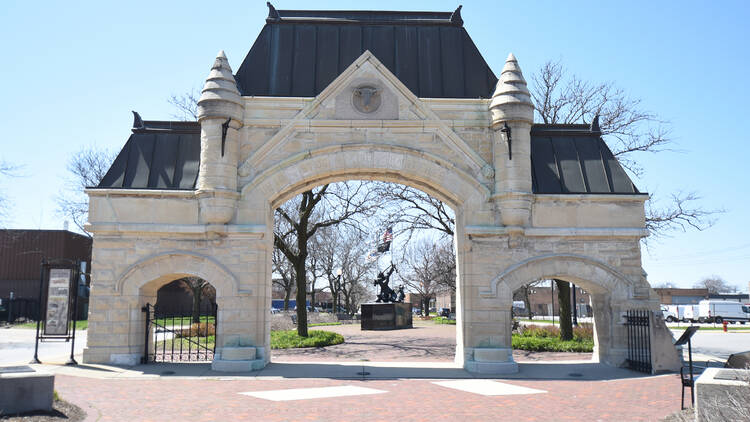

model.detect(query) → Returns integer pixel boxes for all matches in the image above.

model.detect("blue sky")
[1,1,748,291]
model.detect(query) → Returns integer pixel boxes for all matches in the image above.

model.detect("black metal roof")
[530,123,641,194]
[234,5,497,98]
[98,115,640,195]
[96,113,200,190]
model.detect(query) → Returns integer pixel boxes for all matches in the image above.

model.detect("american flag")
[382,227,393,242]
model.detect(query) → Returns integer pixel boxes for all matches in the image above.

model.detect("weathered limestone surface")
[84,50,680,374]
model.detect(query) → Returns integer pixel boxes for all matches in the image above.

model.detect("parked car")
[438,308,451,318]
[682,304,700,322]
[697,300,750,324]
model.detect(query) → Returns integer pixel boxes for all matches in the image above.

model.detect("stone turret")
[489,53,534,229]
[196,51,243,225]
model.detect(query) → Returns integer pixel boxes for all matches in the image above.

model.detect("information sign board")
[44,268,71,336]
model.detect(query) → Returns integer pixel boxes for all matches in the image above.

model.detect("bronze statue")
[374,263,397,303]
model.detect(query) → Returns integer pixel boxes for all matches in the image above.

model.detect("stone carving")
[352,86,381,113]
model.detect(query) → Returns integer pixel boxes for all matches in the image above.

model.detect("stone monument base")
[361,302,413,330]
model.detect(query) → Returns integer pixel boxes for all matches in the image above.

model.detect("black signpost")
[30,258,88,365]
[675,326,700,409]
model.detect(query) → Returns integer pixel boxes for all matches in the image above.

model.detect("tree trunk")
[283,288,291,310]
[555,280,573,341]
[192,287,202,324]
[423,297,430,316]
[295,260,308,337]
[523,287,533,320]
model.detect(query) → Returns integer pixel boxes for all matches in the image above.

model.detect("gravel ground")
[271,320,592,362]
[0,399,85,422]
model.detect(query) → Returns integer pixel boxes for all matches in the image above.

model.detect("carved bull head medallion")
[352,86,381,113]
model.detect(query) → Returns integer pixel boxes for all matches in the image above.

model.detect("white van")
[661,305,679,322]
[697,300,750,324]
[681,304,700,322]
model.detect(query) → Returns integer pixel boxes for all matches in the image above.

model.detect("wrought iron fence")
[142,303,217,363]
[624,309,652,373]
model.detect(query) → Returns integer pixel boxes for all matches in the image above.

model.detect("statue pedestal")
[361,302,413,330]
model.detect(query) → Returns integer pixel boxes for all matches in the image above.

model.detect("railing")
[625,309,652,373]
[141,303,217,363]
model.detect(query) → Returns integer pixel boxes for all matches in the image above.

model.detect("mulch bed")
[1,399,85,422]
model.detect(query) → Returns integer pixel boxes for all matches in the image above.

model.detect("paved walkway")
[3,322,689,421]
[273,321,591,362]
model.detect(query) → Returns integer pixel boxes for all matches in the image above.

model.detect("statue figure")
[374,263,396,303]
[396,285,405,303]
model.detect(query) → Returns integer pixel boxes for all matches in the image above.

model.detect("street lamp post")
[335,268,343,313]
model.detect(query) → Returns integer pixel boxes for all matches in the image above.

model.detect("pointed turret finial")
[197,50,242,122]
[590,114,601,132]
[450,5,463,26]
[489,53,534,127]
[131,111,144,129]
[266,2,280,22]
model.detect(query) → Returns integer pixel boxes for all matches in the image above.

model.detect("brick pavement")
[45,322,681,421]
[54,373,682,421]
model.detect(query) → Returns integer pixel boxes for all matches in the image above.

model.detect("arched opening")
[142,276,218,363]
[488,254,634,366]
[511,279,598,363]
[268,178,463,363]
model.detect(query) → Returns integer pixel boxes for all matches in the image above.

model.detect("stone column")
[489,53,534,232]
[196,50,243,225]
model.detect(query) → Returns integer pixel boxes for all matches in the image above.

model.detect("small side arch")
[115,251,240,297]
[479,253,634,299]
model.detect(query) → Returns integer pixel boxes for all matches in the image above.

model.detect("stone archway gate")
[82,7,681,373]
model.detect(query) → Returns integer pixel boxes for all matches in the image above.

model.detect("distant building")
[0,229,91,320]
[654,288,709,305]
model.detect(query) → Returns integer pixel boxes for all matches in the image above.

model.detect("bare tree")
[530,60,719,236]
[513,281,544,320]
[168,88,200,121]
[397,238,446,316]
[371,182,455,241]
[178,277,215,323]
[0,161,21,225]
[57,147,116,235]
[694,276,736,294]
[271,244,295,310]
[274,182,378,336]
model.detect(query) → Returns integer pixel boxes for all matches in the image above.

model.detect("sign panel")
[44,268,71,336]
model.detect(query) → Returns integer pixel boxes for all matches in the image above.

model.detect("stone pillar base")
[464,347,519,374]
[83,347,141,366]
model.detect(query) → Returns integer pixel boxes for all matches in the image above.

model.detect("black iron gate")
[142,303,217,363]
[625,309,652,373]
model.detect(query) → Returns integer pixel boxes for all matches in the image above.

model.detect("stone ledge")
[0,370,54,416]
[211,359,265,372]
[465,360,519,374]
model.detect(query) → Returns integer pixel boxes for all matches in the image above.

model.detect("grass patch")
[512,323,594,352]
[432,316,456,325]
[271,330,344,349]
[309,322,343,327]
[671,326,750,331]
[519,318,556,324]
[15,320,88,330]
[154,316,216,326]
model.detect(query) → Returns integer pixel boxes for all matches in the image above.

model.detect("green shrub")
[271,330,344,349]
[512,335,593,352]
[432,316,456,325]
[512,322,594,352]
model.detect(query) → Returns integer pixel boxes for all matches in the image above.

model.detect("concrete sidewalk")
[34,358,654,382]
